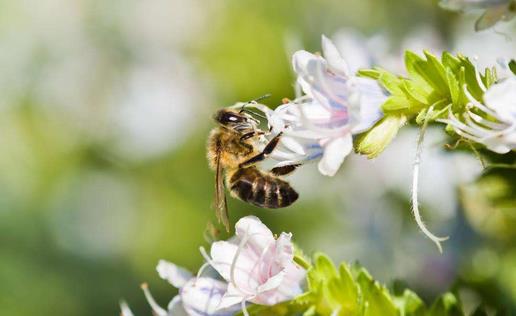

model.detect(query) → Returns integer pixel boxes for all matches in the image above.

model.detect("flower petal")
[210,240,261,294]
[274,233,295,267]
[321,35,350,75]
[318,135,353,176]
[167,296,189,316]
[351,77,386,133]
[484,77,516,122]
[181,278,238,316]
[156,260,194,288]
[216,283,247,310]
[235,216,275,255]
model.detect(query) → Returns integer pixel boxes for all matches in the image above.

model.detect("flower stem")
[412,107,449,253]
[293,254,312,270]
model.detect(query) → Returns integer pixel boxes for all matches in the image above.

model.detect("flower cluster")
[252,36,388,176]
[120,219,471,316]
[121,216,305,316]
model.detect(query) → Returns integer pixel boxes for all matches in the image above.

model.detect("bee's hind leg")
[270,163,301,176]
[239,132,282,168]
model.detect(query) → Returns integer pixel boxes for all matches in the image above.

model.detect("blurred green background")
[0,0,515,315]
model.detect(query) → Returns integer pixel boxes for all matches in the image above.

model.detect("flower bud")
[355,115,407,159]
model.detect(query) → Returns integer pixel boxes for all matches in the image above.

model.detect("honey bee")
[207,100,299,231]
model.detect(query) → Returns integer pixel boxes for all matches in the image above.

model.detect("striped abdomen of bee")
[227,166,298,209]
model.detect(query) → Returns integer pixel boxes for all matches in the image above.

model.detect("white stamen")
[467,110,506,130]
[199,246,216,267]
[473,58,488,93]
[196,262,211,280]
[241,299,250,316]
[141,283,168,316]
[230,231,255,296]
[412,107,449,253]
[119,301,135,316]
[463,85,499,118]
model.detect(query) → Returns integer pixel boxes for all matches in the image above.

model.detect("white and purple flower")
[440,76,516,153]
[254,35,388,176]
[122,260,239,316]
[201,216,306,312]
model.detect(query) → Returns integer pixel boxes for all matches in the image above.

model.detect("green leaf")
[441,52,461,73]
[483,67,496,88]
[509,59,516,75]
[356,268,397,316]
[393,289,425,316]
[428,292,465,316]
[470,305,488,316]
[326,263,361,315]
[382,96,411,112]
[446,67,460,106]
[405,51,448,96]
[378,71,405,95]
[358,68,382,80]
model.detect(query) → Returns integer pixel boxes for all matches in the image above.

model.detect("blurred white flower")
[439,0,515,31]
[202,216,305,313]
[440,76,516,153]
[452,20,516,72]
[139,260,239,316]
[255,36,387,176]
[332,27,444,75]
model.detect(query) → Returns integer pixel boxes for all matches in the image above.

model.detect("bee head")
[214,109,256,133]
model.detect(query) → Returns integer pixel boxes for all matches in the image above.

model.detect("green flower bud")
[355,115,407,159]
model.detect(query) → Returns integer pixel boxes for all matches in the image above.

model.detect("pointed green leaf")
[446,67,460,106]
[326,263,361,315]
[404,51,448,96]
[442,52,461,73]
[356,268,397,316]
[424,51,449,93]
[393,289,425,316]
[378,71,404,95]
[428,292,465,316]
[358,68,382,80]
[509,59,516,75]
[382,96,411,112]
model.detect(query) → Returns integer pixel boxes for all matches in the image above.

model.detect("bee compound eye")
[218,111,243,124]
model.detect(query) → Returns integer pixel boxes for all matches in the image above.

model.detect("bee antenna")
[240,93,271,113]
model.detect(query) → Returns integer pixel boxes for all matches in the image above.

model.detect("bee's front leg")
[270,163,301,176]
[239,132,282,168]
[239,130,265,142]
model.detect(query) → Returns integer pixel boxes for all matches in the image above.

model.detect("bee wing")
[475,3,513,31]
[214,145,230,232]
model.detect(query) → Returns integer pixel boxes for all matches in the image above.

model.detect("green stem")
[294,254,312,270]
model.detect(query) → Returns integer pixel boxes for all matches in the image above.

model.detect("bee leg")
[240,130,265,142]
[270,163,301,176]
[239,132,282,168]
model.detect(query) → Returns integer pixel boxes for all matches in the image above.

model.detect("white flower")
[201,216,305,313]
[254,35,387,176]
[439,0,515,31]
[140,260,239,316]
[440,76,516,154]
